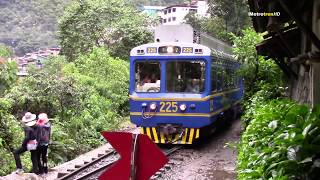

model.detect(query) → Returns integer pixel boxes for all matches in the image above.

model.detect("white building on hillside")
[160,0,209,25]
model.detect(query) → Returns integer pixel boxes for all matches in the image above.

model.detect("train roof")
[130,42,237,62]
[130,42,211,56]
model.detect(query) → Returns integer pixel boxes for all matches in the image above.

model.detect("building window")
[168,17,171,22]
[173,8,176,12]
[168,9,171,13]
[190,9,197,12]
[163,19,167,23]
[164,10,167,14]
[172,17,176,21]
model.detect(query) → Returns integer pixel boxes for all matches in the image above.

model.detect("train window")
[166,60,206,93]
[231,69,236,88]
[211,64,217,91]
[135,61,161,92]
[222,68,227,90]
[216,67,223,91]
[225,68,232,89]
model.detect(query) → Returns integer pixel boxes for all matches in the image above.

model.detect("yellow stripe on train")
[140,127,200,144]
[130,88,240,101]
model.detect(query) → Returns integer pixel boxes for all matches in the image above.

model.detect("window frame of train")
[211,58,224,92]
[225,60,233,90]
[211,58,239,92]
[134,61,161,93]
[166,60,206,94]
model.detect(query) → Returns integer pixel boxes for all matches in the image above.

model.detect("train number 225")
[159,102,178,112]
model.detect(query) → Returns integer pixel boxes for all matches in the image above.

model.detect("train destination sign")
[158,46,181,54]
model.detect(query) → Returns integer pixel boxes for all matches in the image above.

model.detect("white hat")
[22,112,36,123]
[25,120,37,127]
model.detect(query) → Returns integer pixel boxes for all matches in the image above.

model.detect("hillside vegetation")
[0,0,152,175]
[0,0,186,56]
[0,0,71,56]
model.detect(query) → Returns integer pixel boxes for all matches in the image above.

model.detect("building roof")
[164,4,197,9]
[143,6,166,10]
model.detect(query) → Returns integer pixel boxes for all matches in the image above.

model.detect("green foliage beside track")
[231,28,283,102]
[233,25,320,180]
[0,99,27,175]
[0,49,33,175]
[238,98,320,179]
[0,47,129,175]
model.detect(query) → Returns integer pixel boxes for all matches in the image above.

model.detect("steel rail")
[73,146,182,180]
[57,150,116,180]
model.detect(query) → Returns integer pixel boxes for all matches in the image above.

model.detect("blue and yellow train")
[129,41,243,144]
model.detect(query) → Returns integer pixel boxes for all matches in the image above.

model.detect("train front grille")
[141,127,200,144]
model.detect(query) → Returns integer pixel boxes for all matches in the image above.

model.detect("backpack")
[26,126,38,150]
[27,140,38,151]
[37,124,51,146]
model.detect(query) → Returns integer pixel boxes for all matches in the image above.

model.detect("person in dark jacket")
[36,113,51,174]
[13,112,39,174]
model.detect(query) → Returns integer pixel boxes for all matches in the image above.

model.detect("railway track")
[57,146,182,180]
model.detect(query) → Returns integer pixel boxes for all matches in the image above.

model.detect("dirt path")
[160,119,242,180]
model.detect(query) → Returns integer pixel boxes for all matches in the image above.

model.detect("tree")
[184,12,231,42]
[0,44,12,58]
[231,28,283,98]
[0,98,26,176]
[2,48,130,173]
[0,44,17,95]
[58,0,153,61]
[208,0,251,35]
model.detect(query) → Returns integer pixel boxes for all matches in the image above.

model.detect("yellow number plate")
[159,102,178,112]
[182,47,193,53]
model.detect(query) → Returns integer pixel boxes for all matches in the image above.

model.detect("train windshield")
[135,61,161,92]
[166,60,206,93]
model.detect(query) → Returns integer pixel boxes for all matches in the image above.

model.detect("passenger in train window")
[185,78,200,93]
[150,73,158,83]
[143,74,152,84]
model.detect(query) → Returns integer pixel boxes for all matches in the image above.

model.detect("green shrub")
[0,98,29,175]
[238,99,320,179]
[0,60,18,95]
[0,48,129,174]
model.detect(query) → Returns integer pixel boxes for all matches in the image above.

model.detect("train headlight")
[179,104,187,111]
[150,103,157,110]
[167,46,174,53]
